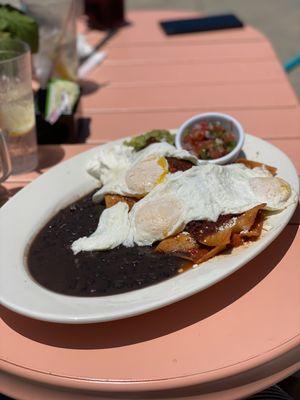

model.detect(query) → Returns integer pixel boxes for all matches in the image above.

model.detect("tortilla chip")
[200,227,232,247]
[193,244,227,264]
[155,232,199,258]
[232,204,265,234]
[105,194,137,209]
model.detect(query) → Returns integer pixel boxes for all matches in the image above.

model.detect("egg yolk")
[155,157,169,185]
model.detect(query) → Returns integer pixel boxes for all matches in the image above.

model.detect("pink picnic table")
[1,11,300,400]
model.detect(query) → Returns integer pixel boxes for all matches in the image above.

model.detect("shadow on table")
[290,203,300,225]
[0,185,23,207]
[80,79,104,96]
[2,222,298,350]
[37,145,66,171]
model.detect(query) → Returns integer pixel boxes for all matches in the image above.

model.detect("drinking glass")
[0,39,38,174]
[0,130,11,183]
[25,0,78,87]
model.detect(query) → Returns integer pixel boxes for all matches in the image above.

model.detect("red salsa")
[182,120,237,160]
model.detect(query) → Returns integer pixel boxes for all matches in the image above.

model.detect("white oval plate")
[0,134,298,324]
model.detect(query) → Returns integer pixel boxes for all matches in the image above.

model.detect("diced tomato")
[182,119,237,160]
[223,132,236,143]
[209,147,225,159]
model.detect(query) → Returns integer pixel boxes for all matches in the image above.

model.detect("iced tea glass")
[0,39,38,174]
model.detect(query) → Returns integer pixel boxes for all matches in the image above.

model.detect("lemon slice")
[0,101,35,137]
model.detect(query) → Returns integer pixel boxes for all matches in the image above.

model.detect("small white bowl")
[175,112,245,165]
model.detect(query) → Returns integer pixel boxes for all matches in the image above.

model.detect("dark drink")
[85,0,125,29]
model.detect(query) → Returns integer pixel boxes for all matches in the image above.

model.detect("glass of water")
[0,39,38,174]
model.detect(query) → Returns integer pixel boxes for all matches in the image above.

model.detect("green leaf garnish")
[125,130,174,151]
[0,5,39,53]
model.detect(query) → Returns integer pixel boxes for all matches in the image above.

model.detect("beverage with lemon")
[0,39,38,174]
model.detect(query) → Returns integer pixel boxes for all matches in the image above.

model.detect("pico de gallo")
[182,120,237,160]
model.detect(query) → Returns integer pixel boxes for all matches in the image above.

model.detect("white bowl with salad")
[175,112,245,164]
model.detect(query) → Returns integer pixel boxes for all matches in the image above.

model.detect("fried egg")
[72,163,296,253]
[87,140,197,202]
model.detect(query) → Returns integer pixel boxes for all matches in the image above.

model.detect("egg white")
[72,202,130,253]
[72,163,296,253]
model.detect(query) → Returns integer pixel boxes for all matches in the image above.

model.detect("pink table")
[1,11,300,400]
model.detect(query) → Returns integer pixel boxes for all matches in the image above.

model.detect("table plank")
[105,41,276,64]
[84,108,300,141]
[108,26,265,46]
[82,81,298,112]
[89,60,284,86]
